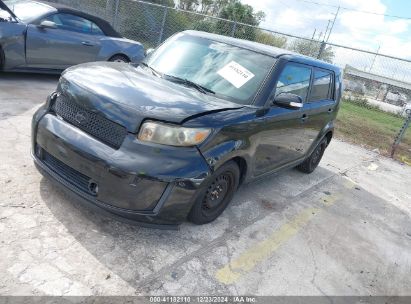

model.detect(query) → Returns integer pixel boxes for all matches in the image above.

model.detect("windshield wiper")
[139,62,162,78]
[163,74,215,95]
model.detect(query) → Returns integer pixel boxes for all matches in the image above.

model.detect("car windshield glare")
[147,34,276,105]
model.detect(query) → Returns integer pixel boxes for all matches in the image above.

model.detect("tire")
[297,138,327,174]
[108,54,130,63]
[0,45,5,70]
[188,161,240,225]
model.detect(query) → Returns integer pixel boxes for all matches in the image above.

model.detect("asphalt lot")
[1,72,411,296]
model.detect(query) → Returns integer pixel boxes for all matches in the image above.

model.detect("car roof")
[182,30,341,73]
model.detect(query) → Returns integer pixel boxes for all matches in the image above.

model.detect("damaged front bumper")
[31,104,212,228]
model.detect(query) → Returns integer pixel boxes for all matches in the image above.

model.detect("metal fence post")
[113,0,120,29]
[158,6,168,46]
[106,0,110,20]
[317,41,326,59]
[231,22,237,37]
[391,109,411,158]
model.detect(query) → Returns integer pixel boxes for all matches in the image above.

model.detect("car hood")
[58,62,243,133]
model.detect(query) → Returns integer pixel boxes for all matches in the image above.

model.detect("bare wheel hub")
[203,174,231,210]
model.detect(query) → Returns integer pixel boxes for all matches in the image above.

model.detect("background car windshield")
[4,0,53,23]
[147,34,276,105]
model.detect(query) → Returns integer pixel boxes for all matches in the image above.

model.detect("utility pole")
[326,6,340,42]
[324,20,331,40]
[369,45,381,73]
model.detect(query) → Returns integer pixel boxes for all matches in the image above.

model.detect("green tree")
[178,0,199,10]
[215,0,265,40]
[209,0,229,16]
[199,0,214,14]
[255,31,287,48]
[144,0,175,6]
[218,0,264,26]
[291,39,335,63]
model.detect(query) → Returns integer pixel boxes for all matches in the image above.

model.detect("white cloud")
[275,9,305,29]
[386,20,410,34]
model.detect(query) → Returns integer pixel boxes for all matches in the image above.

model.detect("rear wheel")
[188,161,240,225]
[0,45,5,70]
[108,54,130,63]
[297,138,327,174]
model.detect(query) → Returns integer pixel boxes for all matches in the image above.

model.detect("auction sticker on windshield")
[218,61,255,88]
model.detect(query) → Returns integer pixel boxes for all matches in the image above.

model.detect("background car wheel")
[108,54,130,63]
[0,45,5,70]
[188,161,240,225]
[296,138,327,174]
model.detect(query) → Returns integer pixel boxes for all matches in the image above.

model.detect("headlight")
[138,121,211,146]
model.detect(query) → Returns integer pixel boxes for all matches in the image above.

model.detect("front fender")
[199,138,252,180]
[0,22,26,70]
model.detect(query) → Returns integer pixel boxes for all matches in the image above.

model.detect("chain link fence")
[48,0,411,162]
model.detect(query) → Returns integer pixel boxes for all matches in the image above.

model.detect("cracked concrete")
[1,72,411,296]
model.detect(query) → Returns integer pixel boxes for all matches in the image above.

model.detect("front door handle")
[81,41,94,46]
[301,113,308,122]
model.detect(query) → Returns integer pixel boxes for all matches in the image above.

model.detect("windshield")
[146,34,276,105]
[2,0,54,22]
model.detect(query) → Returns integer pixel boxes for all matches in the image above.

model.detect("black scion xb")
[32,31,342,228]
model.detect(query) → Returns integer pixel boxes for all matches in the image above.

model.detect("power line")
[294,0,411,20]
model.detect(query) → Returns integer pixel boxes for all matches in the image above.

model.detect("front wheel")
[297,138,327,174]
[188,161,240,225]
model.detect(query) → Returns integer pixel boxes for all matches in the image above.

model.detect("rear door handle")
[301,114,308,122]
[328,108,333,113]
[81,41,94,46]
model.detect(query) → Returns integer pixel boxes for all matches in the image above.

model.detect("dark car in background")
[0,0,144,73]
[31,31,342,228]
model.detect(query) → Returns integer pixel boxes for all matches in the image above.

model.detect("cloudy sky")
[241,0,411,58]
[240,0,411,81]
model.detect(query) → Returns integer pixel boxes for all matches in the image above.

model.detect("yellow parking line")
[401,156,411,166]
[215,207,321,284]
[342,177,357,189]
[215,193,342,285]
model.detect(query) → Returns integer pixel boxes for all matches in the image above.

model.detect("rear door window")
[309,69,333,101]
[274,63,312,103]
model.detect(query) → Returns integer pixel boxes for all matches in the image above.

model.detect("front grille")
[51,95,127,149]
[42,149,91,194]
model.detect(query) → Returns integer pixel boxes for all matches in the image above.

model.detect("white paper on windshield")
[217,61,255,88]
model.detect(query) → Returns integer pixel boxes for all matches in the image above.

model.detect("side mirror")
[145,48,155,56]
[273,92,303,109]
[38,20,57,29]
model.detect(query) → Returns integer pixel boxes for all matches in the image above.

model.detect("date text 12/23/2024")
[149,296,257,303]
